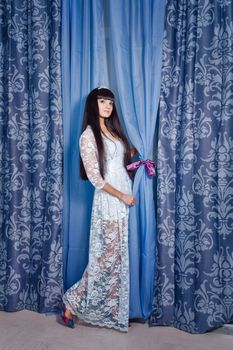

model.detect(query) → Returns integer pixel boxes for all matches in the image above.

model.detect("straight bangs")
[96,87,115,101]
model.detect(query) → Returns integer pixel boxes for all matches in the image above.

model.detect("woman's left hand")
[121,194,136,206]
[130,147,137,158]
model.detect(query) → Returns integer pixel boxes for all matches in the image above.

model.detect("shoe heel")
[61,307,75,329]
[62,315,74,328]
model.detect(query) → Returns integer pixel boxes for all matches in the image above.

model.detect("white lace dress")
[63,125,132,332]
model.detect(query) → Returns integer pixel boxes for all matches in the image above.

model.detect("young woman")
[62,87,136,332]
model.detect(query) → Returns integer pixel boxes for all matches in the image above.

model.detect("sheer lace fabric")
[63,126,132,331]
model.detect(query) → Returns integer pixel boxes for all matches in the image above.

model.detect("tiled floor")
[0,310,233,350]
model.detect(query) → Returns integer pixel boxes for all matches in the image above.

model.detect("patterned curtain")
[0,0,63,312]
[150,0,233,333]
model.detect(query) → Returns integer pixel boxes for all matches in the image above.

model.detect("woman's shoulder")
[79,125,96,146]
[80,125,94,139]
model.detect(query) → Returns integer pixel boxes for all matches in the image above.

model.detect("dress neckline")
[101,132,120,142]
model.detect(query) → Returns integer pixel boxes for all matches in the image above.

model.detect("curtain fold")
[107,0,165,319]
[0,0,63,312]
[150,0,233,333]
[62,0,110,289]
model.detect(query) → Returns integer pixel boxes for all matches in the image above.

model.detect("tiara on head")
[97,85,109,90]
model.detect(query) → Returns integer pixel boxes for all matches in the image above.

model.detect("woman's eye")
[99,99,113,106]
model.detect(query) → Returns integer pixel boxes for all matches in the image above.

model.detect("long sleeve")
[79,127,105,189]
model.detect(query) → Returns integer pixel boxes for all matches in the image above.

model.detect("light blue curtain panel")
[107,0,165,318]
[150,0,233,333]
[0,0,63,312]
[62,0,110,289]
[62,0,165,319]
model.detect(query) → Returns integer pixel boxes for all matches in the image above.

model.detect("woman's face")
[97,98,113,118]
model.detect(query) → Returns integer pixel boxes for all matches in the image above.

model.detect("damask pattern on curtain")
[0,0,63,312]
[150,0,233,333]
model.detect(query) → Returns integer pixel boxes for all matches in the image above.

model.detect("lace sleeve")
[79,127,105,190]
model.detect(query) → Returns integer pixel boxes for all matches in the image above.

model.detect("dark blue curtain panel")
[150,0,233,333]
[0,0,63,312]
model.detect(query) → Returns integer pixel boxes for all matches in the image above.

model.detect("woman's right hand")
[121,194,136,206]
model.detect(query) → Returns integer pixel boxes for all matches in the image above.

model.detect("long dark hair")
[80,87,131,180]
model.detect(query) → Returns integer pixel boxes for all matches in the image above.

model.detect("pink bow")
[126,159,156,177]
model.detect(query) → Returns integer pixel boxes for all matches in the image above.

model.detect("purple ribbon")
[126,159,156,177]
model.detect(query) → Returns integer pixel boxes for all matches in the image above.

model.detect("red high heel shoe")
[62,307,75,328]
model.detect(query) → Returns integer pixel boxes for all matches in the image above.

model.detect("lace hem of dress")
[63,299,128,332]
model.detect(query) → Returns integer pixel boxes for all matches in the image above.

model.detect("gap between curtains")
[62,0,165,319]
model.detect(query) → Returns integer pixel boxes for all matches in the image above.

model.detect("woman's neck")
[99,117,105,129]
[98,117,117,140]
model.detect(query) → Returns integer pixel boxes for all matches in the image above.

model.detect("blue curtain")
[107,0,165,319]
[0,0,63,312]
[150,0,233,333]
[62,0,165,319]
[62,0,110,289]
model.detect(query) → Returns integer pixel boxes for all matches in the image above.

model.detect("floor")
[1,310,233,350]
